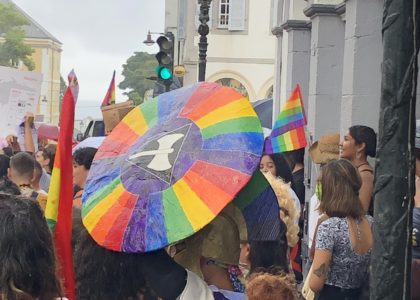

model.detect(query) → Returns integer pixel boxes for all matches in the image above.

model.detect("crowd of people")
[0,110,419,300]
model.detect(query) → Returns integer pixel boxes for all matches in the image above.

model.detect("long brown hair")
[319,159,364,218]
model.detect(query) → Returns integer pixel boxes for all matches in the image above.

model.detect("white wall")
[178,0,276,102]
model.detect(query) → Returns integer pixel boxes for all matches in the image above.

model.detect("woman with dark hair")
[259,153,302,281]
[260,153,296,190]
[309,159,373,299]
[247,240,289,275]
[259,153,300,212]
[75,226,154,300]
[75,224,213,300]
[0,194,63,299]
[340,125,377,213]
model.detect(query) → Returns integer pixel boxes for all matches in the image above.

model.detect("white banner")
[0,66,43,137]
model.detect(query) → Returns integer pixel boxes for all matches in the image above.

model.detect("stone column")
[340,0,382,136]
[272,26,283,119]
[304,4,345,140]
[280,20,311,111]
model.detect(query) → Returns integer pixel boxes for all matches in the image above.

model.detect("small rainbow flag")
[101,70,116,106]
[265,85,307,153]
[45,70,78,300]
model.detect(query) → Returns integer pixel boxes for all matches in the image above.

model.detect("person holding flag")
[45,70,78,300]
[263,84,308,283]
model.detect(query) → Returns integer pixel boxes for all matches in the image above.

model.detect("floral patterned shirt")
[316,216,373,289]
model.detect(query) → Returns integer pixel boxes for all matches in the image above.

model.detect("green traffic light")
[156,66,172,80]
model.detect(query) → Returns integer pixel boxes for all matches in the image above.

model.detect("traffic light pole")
[198,0,212,82]
[371,0,419,299]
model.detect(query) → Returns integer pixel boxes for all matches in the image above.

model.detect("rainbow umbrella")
[233,170,284,241]
[81,82,264,253]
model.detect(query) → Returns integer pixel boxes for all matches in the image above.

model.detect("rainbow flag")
[101,70,116,106]
[265,85,307,153]
[45,70,78,300]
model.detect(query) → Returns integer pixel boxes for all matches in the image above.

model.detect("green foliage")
[0,3,28,34]
[0,3,35,70]
[119,51,157,105]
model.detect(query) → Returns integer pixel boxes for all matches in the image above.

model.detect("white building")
[165,0,277,102]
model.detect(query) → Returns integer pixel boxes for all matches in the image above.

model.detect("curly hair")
[0,194,62,300]
[247,270,302,300]
[72,147,97,170]
[263,172,300,247]
[74,225,154,300]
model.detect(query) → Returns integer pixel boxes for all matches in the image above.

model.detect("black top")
[413,207,420,259]
[292,168,305,205]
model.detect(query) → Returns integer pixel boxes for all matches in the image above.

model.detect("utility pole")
[197,0,212,82]
[371,0,419,299]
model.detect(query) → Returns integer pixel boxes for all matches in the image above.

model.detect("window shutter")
[228,0,246,31]
[195,2,213,30]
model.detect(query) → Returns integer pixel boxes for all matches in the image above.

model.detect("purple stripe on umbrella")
[144,192,168,250]
[197,150,261,176]
[121,196,149,252]
[202,132,264,156]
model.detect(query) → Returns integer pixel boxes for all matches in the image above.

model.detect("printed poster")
[0,66,43,136]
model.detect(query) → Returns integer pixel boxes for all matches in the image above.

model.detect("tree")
[119,51,157,105]
[0,3,34,70]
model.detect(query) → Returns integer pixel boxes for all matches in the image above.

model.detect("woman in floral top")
[309,159,373,300]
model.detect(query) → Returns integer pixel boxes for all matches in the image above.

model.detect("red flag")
[45,70,78,299]
[101,70,116,106]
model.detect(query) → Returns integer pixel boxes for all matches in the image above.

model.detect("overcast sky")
[13,0,165,118]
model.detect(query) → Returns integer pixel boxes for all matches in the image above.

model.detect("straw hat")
[173,204,247,278]
[309,133,340,164]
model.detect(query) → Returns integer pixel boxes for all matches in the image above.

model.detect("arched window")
[215,78,249,97]
[266,86,273,99]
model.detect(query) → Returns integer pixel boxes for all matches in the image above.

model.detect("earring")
[356,152,361,159]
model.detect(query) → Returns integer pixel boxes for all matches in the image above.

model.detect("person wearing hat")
[412,120,420,299]
[173,204,247,300]
[75,220,215,300]
[306,133,340,259]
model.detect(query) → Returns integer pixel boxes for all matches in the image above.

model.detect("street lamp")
[198,0,212,82]
[143,31,155,46]
[143,30,175,47]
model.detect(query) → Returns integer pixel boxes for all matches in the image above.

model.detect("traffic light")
[155,35,174,91]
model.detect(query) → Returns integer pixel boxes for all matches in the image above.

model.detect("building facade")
[0,0,62,125]
[165,0,277,102]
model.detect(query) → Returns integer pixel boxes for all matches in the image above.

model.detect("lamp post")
[197,0,212,82]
